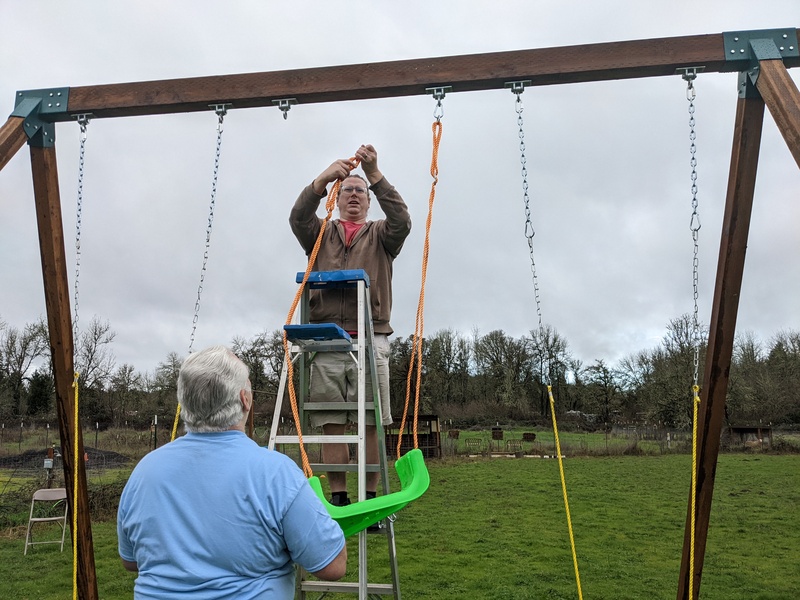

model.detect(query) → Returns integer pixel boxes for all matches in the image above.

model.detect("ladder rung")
[285,323,351,341]
[310,463,381,473]
[300,581,394,594]
[273,435,359,444]
[303,402,370,411]
[284,323,356,352]
[298,269,370,288]
[293,339,355,352]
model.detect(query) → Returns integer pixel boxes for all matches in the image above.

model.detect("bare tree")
[0,318,49,417]
[727,330,766,424]
[763,330,800,423]
[425,328,471,409]
[109,364,145,427]
[584,359,622,424]
[231,329,285,417]
[526,324,571,416]
[72,317,117,422]
[473,329,532,414]
[75,317,116,392]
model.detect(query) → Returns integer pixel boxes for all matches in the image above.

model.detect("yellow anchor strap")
[549,385,584,600]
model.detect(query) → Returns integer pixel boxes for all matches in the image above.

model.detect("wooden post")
[677,91,765,600]
[755,58,800,167]
[30,144,98,600]
[0,116,27,172]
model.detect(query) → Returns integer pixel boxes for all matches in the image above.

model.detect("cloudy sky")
[1,1,798,375]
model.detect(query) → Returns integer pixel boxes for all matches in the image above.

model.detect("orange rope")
[396,119,442,459]
[284,158,359,478]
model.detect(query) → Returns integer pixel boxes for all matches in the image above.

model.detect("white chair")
[24,487,68,555]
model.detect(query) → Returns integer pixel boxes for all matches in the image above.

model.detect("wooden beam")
[756,58,800,168]
[676,93,765,600]
[56,30,799,120]
[30,145,98,600]
[0,116,27,172]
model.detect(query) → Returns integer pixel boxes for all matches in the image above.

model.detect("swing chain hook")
[272,98,297,120]
[427,86,451,121]
[211,103,230,132]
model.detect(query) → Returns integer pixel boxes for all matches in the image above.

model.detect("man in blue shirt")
[118,345,346,599]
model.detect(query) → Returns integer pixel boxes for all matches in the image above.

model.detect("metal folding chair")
[24,487,68,555]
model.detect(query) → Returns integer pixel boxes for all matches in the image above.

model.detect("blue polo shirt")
[118,431,344,599]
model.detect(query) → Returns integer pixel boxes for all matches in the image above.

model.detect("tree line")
[2,314,798,430]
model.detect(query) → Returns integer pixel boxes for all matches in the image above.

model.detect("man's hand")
[312,158,358,195]
[355,144,383,185]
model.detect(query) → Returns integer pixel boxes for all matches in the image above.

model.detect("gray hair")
[177,345,250,433]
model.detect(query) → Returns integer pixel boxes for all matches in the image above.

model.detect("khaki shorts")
[308,334,392,427]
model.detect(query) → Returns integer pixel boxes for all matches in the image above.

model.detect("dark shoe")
[330,495,351,507]
[367,521,384,534]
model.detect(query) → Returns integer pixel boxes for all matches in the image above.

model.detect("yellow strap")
[170,403,181,442]
[72,372,80,600]
[548,385,584,600]
[689,385,701,599]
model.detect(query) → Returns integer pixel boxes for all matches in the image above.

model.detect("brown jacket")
[289,176,412,335]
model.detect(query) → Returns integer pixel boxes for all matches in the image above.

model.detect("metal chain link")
[188,105,228,354]
[73,115,91,347]
[512,83,549,386]
[684,71,702,389]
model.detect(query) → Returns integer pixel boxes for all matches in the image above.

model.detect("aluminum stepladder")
[268,269,402,600]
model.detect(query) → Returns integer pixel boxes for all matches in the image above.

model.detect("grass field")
[2,452,798,599]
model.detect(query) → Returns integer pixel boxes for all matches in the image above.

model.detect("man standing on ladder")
[289,144,412,510]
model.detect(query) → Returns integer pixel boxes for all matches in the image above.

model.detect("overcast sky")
[1,1,798,376]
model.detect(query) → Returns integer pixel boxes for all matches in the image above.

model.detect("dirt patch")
[0,447,133,470]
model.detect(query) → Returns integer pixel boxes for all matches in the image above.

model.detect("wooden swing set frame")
[1,27,798,600]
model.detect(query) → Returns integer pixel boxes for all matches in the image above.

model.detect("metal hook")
[210,103,232,131]
[272,98,297,120]
[74,113,91,140]
[210,103,231,117]
[426,86,452,120]
[677,67,704,100]
[505,80,531,96]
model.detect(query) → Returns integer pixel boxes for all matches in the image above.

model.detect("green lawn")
[2,454,798,599]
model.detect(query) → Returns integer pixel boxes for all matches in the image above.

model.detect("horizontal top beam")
[15,28,800,121]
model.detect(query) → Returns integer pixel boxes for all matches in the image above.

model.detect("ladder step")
[303,402,371,411]
[273,435,359,444]
[298,269,371,288]
[284,323,354,351]
[294,339,355,352]
[310,463,381,473]
[300,581,393,594]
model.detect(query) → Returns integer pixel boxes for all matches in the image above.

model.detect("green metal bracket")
[10,87,70,147]
[724,28,798,65]
[724,29,798,98]
[737,71,761,99]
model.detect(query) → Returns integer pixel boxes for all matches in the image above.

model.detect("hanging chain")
[510,82,549,385]
[681,66,704,600]
[188,105,228,354]
[684,70,702,390]
[73,115,91,348]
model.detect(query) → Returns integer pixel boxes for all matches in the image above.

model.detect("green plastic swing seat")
[308,448,430,538]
